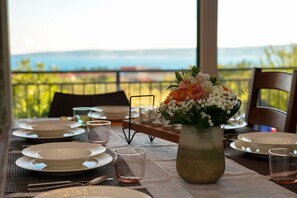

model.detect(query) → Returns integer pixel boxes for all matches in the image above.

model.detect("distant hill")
[10,45,292,71]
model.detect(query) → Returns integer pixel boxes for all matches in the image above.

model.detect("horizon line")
[11,43,296,56]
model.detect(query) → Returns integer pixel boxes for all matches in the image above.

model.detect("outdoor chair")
[235,68,297,134]
[48,90,130,117]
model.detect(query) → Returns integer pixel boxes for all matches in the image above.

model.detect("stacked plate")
[16,142,113,175]
[13,120,84,140]
[230,132,297,156]
[90,106,138,120]
[224,116,247,130]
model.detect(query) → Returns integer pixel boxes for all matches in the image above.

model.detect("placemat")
[5,150,142,193]
[224,146,269,175]
[9,133,89,151]
[225,145,297,194]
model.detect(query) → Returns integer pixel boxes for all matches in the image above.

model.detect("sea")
[9,47,277,71]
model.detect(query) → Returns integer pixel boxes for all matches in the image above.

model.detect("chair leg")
[122,128,137,144]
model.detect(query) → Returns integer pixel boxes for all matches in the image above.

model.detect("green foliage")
[12,59,61,118]
[259,44,297,68]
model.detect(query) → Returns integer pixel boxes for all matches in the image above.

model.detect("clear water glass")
[114,147,146,183]
[269,148,297,184]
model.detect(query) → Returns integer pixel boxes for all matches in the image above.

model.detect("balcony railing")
[11,67,297,118]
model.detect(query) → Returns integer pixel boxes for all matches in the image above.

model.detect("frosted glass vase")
[176,125,225,184]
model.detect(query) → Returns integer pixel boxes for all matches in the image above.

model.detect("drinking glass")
[114,147,146,183]
[73,107,91,125]
[87,120,111,145]
[269,148,297,184]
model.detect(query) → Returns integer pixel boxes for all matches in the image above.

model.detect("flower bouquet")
[158,65,241,129]
[158,65,241,183]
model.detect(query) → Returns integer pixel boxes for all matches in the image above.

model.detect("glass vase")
[176,125,225,184]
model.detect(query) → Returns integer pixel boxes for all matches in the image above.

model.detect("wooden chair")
[48,90,130,117]
[236,68,297,133]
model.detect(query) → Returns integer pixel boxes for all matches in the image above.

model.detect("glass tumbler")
[87,120,111,145]
[269,148,297,184]
[114,147,146,183]
[73,107,91,125]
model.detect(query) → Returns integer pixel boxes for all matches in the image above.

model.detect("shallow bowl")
[31,124,71,137]
[22,142,106,167]
[238,132,297,152]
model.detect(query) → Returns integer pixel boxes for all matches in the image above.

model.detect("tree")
[12,59,60,118]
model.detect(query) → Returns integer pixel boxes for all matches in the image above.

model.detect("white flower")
[181,73,192,81]
[158,66,240,128]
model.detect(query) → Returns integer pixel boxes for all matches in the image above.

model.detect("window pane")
[218,0,297,68]
[9,0,197,71]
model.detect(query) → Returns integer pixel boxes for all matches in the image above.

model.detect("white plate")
[91,106,137,113]
[22,142,106,166]
[19,120,81,130]
[238,132,297,151]
[230,139,268,156]
[88,111,139,120]
[12,128,85,140]
[16,153,113,175]
[224,120,247,130]
[34,186,151,198]
[90,106,138,119]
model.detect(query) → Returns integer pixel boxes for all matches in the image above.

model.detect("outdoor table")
[0,118,297,198]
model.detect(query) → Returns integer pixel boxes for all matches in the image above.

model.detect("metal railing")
[11,67,297,118]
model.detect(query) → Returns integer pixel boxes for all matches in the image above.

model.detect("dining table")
[1,118,297,198]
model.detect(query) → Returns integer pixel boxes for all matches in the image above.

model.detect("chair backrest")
[245,68,297,133]
[48,90,130,117]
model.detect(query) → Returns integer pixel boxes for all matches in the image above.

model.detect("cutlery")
[28,175,112,191]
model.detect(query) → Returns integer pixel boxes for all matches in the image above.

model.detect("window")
[9,0,197,71]
[218,0,297,68]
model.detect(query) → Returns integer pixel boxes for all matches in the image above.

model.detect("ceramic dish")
[12,128,85,140]
[238,132,297,151]
[30,124,71,137]
[230,139,268,156]
[91,105,137,113]
[19,120,81,130]
[88,111,139,120]
[16,153,112,175]
[34,186,151,198]
[22,142,106,166]
[223,120,247,130]
[90,106,137,119]
[31,123,71,132]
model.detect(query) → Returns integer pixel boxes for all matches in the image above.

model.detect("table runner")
[225,146,297,194]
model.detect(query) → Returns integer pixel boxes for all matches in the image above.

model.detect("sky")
[218,0,297,48]
[8,0,196,54]
[8,0,297,54]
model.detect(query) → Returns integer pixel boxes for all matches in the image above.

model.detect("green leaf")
[175,71,183,83]
[167,84,178,89]
[191,65,200,76]
[210,76,218,85]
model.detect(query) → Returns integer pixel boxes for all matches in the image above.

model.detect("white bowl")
[31,124,71,137]
[238,132,297,152]
[93,106,132,119]
[19,120,81,130]
[22,142,106,167]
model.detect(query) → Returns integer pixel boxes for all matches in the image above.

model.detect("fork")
[28,175,113,191]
